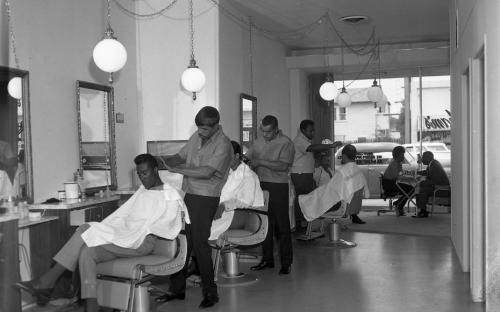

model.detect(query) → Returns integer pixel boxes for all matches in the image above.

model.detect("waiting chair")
[428,185,451,216]
[96,234,187,312]
[377,174,400,216]
[212,190,269,286]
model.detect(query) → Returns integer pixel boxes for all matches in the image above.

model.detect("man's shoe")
[279,266,291,275]
[16,281,53,306]
[412,210,429,218]
[155,292,186,303]
[199,294,219,309]
[250,261,274,271]
[351,214,366,224]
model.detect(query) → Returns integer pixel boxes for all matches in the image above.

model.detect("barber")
[159,106,233,309]
[247,115,295,275]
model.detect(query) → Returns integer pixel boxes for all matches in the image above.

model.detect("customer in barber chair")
[382,146,415,216]
[17,154,188,312]
[299,144,370,223]
[414,151,450,218]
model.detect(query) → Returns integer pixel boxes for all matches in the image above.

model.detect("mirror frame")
[240,93,257,153]
[76,80,117,193]
[0,66,33,202]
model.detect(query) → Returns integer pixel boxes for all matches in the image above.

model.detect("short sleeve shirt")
[291,132,314,174]
[383,159,402,180]
[246,131,295,183]
[177,126,233,197]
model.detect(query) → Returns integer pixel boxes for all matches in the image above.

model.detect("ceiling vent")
[339,15,369,25]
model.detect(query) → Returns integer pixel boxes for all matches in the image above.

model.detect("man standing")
[415,151,450,218]
[290,120,316,229]
[159,106,233,308]
[247,115,295,275]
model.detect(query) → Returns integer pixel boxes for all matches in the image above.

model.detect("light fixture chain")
[113,0,179,19]
[107,0,112,28]
[189,0,195,61]
[5,0,20,69]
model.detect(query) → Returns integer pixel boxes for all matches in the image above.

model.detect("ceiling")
[226,0,450,51]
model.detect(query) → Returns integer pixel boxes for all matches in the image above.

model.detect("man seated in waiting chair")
[382,146,415,216]
[17,154,188,312]
[299,144,370,223]
[414,151,450,218]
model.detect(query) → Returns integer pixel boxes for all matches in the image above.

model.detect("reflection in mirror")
[76,81,116,193]
[240,93,257,154]
[0,66,32,202]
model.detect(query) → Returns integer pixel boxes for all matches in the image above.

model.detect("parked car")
[334,142,419,199]
[402,142,451,169]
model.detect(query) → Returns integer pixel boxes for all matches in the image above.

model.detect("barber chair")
[211,191,269,287]
[95,234,187,312]
[377,174,401,216]
[428,185,451,216]
[305,189,364,248]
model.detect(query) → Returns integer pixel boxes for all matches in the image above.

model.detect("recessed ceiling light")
[339,15,369,24]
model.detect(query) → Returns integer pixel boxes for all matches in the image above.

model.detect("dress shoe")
[250,261,274,271]
[155,292,185,303]
[16,281,53,306]
[279,266,291,275]
[351,214,366,224]
[412,210,429,218]
[199,294,219,309]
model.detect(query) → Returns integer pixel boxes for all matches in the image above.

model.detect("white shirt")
[291,132,314,174]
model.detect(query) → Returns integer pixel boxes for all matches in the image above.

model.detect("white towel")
[298,162,370,221]
[209,163,264,240]
[81,183,189,249]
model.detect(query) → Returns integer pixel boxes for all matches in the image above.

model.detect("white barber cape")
[81,183,189,249]
[298,162,370,222]
[209,163,264,240]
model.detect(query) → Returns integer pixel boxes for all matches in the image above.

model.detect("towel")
[209,163,264,240]
[81,183,189,249]
[298,162,370,221]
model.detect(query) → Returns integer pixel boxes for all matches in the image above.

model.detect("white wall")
[450,0,500,310]
[2,0,139,201]
[136,0,219,143]
[219,0,291,139]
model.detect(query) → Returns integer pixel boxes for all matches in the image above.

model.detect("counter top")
[18,216,59,229]
[29,195,120,211]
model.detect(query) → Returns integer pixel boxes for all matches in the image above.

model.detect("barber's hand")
[214,203,226,220]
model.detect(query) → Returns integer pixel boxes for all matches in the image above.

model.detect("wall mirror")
[0,66,33,202]
[76,81,116,193]
[240,93,257,154]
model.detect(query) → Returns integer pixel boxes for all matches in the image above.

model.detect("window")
[334,107,347,121]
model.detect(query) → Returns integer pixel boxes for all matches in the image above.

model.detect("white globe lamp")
[7,77,22,99]
[319,81,338,102]
[181,64,206,94]
[93,38,127,73]
[367,79,384,103]
[336,87,351,107]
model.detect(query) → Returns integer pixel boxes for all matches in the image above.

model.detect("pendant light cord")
[189,0,195,62]
[5,0,19,69]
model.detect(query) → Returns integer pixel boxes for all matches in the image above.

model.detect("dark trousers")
[170,194,219,297]
[290,173,316,224]
[382,178,414,209]
[260,182,293,267]
[416,185,434,211]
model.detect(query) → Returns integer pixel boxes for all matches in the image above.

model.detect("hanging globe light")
[319,79,338,102]
[336,87,351,107]
[92,0,127,83]
[7,77,22,99]
[367,79,384,103]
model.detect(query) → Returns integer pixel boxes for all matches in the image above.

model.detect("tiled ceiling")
[226,0,450,50]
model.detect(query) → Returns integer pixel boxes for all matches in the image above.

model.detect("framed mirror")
[76,81,116,193]
[0,66,32,202]
[240,93,257,154]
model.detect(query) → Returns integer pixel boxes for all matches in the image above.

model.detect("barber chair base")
[296,221,325,241]
[97,279,150,312]
[217,273,259,287]
[310,222,356,249]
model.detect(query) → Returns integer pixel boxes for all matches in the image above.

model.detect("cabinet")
[0,218,21,312]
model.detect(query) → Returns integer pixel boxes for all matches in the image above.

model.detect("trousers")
[169,194,219,297]
[290,173,315,224]
[260,182,293,267]
[53,224,156,298]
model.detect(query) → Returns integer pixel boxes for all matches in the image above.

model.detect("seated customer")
[382,146,414,216]
[299,144,369,222]
[415,151,450,218]
[17,154,187,312]
[313,152,333,187]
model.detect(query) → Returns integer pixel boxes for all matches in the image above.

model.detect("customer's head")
[134,153,161,189]
[260,115,279,141]
[299,120,315,140]
[421,151,434,165]
[392,146,406,162]
[195,106,220,141]
[230,140,242,168]
[341,144,357,164]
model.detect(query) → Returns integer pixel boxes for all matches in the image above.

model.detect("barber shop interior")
[0,0,498,311]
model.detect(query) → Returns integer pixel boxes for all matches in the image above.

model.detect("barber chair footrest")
[217,273,259,287]
[296,232,325,241]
